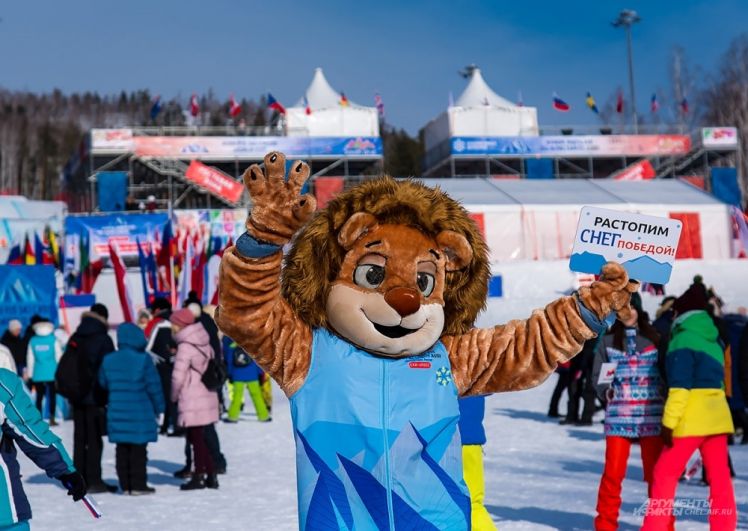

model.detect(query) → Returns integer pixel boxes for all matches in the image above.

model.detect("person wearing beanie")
[145,297,177,436]
[170,310,220,490]
[642,288,736,530]
[26,319,63,424]
[66,304,117,494]
[1,320,25,376]
[180,299,227,476]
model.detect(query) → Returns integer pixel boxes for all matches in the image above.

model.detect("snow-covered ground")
[20,378,748,530]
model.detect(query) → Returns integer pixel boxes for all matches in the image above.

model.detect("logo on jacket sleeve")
[435,367,452,386]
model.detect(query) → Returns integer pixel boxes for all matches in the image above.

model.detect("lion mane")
[281,177,490,336]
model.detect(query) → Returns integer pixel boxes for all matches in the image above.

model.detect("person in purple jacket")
[458,396,497,531]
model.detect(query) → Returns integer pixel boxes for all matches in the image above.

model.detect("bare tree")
[700,35,748,196]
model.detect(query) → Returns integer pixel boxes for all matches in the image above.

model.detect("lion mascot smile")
[217,151,636,530]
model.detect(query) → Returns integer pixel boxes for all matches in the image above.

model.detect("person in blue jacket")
[99,323,165,495]
[459,396,497,531]
[224,338,270,423]
[0,368,86,530]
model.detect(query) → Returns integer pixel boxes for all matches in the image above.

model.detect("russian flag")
[651,93,660,113]
[303,96,311,116]
[552,93,570,112]
[229,94,242,118]
[268,93,286,115]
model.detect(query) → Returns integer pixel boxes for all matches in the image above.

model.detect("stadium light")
[612,9,641,134]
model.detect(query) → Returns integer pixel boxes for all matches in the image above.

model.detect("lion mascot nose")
[384,287,421,317]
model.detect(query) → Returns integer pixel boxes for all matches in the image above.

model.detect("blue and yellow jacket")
[663,310,734,437]
[0,368,75,525]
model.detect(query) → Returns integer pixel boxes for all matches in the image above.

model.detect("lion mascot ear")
[338,212,379,250]
[436,230,473,271]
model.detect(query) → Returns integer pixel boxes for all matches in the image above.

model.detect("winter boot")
[173,465,192,479]
[206,474,219,489]
[180,475,206,491]
[130,486,156,496]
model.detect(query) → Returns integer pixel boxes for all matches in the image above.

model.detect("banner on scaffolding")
[450,135,691,157]
[90,129,383,159]
[184,161,244,204]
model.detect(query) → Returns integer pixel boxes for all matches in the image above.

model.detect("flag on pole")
[7,242,22,265]
[616,91,624,114]
[24,234,35,265]
[190,93,200,117]
[339,92,349,107]
[552,93,570,112]
[109,240,135,323]
[680,97,689,114]
[178,236,194,307]
[136,238,151,305]
[146,242,159,297]
[267,93,286,115]
[585,92,599,114]
[229,94,242,118]
[374,93,384,117]
[34,233,46,264]
[46,226,60,267]
[650,93,660,113]
[150,95,162,120]
[303,96,312,116]
[156,221,174,293]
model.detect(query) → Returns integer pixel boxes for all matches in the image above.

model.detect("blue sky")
[1,0,745,133]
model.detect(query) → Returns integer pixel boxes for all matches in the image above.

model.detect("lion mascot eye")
[416,272,435,297]
[354,264,385,289]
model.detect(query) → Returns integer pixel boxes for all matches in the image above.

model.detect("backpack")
[189,344,227,392]
[55,334,91,404]
[232,347,251,368]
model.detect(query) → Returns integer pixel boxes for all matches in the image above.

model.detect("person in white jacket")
[26,320,63,425]
[0,343,17,374]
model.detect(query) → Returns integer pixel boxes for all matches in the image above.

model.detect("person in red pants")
[642,285,736,530]
[591,309,665,530]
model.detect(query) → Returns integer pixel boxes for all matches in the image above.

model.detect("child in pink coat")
[170,309,220,490]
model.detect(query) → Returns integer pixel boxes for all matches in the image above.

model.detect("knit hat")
[169,308,195,328]
[673,284,709,315]
[90,303,109,320]
[150,297,172,313]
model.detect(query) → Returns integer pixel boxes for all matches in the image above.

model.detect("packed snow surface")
[22,378,747,530]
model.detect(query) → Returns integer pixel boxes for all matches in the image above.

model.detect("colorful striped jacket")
[594,329,665,438]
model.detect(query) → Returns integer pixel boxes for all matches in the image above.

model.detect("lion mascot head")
[281,177,490,357]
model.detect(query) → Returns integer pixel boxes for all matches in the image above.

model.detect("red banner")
[184,161,244,204]
[612,159,655,181]
[314,177,345,208]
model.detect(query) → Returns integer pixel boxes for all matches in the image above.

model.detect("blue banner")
[63,213,169,280]
[0,265,58,329]
[97,171,129,212]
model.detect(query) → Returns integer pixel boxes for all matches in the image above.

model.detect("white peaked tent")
[423,67,539,154]
[286,68,380,137]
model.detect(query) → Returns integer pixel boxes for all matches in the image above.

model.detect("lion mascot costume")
[217,151,636,530]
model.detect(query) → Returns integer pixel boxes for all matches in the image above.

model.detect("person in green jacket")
[0,368,86,530]
[641,285,736,530]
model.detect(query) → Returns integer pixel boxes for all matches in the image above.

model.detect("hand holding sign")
[570,207,682,284]
[578,262,639,322]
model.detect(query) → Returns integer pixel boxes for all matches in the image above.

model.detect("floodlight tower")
[612,9,641,134]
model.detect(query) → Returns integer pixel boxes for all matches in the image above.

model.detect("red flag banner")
[612,159,655,181]
[109,241,135,322]
[184,161,244,204]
